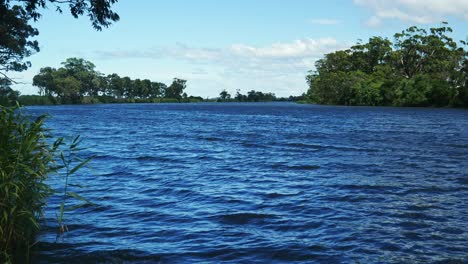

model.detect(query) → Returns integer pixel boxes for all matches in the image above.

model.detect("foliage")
[218,89,231,102]
[0,78,20,106]
[165,78,187,102]
[0,0,119,83]
[217,89,304,103]
[17,95,54,105]
[55,136,94,241]
[0,105,54,263]
[0,105,92,262]
[234,89,276,102]
[306,23,468,107]
[33,58,190,104]
[0,3,39,80]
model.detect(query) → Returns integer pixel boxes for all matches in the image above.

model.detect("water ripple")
[26,103,468,263]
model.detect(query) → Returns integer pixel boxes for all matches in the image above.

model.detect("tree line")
[306,24,468,107]
[31,58,193,104]
[217,89,278,102]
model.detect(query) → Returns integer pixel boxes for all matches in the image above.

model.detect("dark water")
[26,103,467,263]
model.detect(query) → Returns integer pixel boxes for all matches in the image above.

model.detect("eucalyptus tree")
[121,76,133,98]
[141,79,152,98]
[150,82,165,98]
[305,24,467,107]
[32,57,196,103]
[219,89,231,101]
[107,73,124,98]
[165,78,187,101]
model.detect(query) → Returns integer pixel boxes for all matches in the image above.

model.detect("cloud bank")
[93,38,348,97]
[354,0,468,26]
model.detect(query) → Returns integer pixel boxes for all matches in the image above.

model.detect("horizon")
[10,0,468,98]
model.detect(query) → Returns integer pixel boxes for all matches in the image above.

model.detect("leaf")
[69,156,93,175]
[70,147,86,152]
[29,216,39,229]
[70,135,81,149]
[53,137,64,150]
[60,151,65,164]
[67,191,94,205]
[72,135,80,144]
[65,203,93,211]
[50,165,66,171]
[68,183,84,188]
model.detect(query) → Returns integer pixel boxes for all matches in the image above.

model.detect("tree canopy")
[0,0,119,105]
[234,89,276,102]
[32,58,189,104]
[306,24,468,107]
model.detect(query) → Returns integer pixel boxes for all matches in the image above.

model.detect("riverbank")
[17,95,204,106]
[17,95,305,106]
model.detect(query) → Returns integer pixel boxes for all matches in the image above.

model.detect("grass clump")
[0,105,92,263]
[0,105,57,262]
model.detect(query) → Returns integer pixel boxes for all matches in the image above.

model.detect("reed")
[0,105,92,263]
[0,105,56,262]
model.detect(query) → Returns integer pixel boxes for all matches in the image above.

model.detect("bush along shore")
[0,105,92,263]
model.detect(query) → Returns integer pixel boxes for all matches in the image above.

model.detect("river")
[26,103,467,263]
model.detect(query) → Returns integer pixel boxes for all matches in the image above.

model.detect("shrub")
[18,95,55,106]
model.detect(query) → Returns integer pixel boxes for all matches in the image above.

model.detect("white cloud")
[16,37,349,97]
[94,44,221,62]
[354,0,468,26]
[89,38,348,97]
[94,38,344,62]
[309,19,341,25]
[230,38,342,59]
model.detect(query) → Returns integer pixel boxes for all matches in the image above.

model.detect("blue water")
[26,103,467,263]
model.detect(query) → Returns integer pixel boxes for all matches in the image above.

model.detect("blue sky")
[12,0,468,97]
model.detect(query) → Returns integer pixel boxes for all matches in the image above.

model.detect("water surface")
[27,103,467,263]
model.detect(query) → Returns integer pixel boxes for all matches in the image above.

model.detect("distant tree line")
[0,0,119,107]
[31,58,194,104]
[306,24,468,107]
[217,89,277,102]
[217,89,306,102]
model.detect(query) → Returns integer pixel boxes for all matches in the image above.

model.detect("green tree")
[306,24,467,107]
[0,78,19,106]
[0,0,119,84]
[32,67,56,96]
[235,89,245,102]
[219,89,231,101]
[165,78,187,101]
[121,76,133,98]
[150,82,165,98]
[0,4,38,82]
[108,73,123,98]
[350,37,392,73]
[132,79,143,98]
[141,79,152,99]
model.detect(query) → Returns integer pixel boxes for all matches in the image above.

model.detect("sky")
[11,0,468,98]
